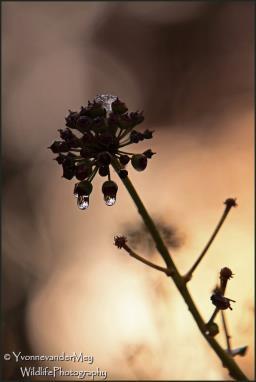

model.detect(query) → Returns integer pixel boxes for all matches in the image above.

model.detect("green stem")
[111,158,249,381]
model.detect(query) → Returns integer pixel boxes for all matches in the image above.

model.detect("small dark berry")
[118,169,128,179]
[119,155,130,165]
[74,180,93,196]
[102,180,118,197]
[75,162,93,181]
[99,166,109,177]
[131,154,148,171]
[97,151,112,166]
[80,147,95,158]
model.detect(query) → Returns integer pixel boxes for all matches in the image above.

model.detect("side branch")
[184,199,237,282]
[114,236,173,276]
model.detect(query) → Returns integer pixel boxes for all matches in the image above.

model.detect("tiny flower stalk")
[183,198,238,283]
[49,95,249,381]
[114,236,173,276]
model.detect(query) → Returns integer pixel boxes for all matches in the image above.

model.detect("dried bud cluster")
[49,95,155,210]
[210,267,235,310]
[114,235,127,249]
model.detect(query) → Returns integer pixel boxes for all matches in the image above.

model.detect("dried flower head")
[49,95,155,210]
[220,267,234,281]
[210,291,236,310]
[114,235,127,249]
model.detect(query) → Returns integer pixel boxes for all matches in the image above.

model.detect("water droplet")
[104,195,116,206]
[95,94,117,113]
[77,195,89,210]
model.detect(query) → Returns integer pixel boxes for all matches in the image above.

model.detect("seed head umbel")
[48,95,155,210]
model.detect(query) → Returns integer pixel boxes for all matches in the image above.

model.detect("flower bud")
[131,154,148,171]
[65,110,79,129]
[143,149,156,159]
[143,129,154,139]
[114,235,127,249]
[130,130,144,143]
[58,128,73,140]
[86,101,106,118]
[74,180,93,196]
[224,198,238,208]
[119,114,132,129]
[54,153,67,164]
[220,267,234,281]
[130,111,144,126]
[210,293,235,310]
[111,98,128,114]
[76,116,93,133]
[62,157,75,180]
[92,116,107,133]
[49,141,69,153]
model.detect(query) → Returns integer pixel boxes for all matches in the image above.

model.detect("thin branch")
[208,307,219,325]
[221,310,232,354]
[111,157,247,381]
[184,199,237,282]
[121,241,173,276]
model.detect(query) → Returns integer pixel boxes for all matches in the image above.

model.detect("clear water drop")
[77,195,89,210]
[104,195,116,206]
[95,94,117,113]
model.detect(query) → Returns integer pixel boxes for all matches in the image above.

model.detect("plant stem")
[184,203,236,282]
[111,158,248,381]
[122,242,173,276]
[221,311,232,354]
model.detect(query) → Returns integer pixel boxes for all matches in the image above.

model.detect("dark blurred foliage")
[125,217,185,256]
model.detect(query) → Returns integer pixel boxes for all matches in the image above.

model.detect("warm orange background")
[2,2,254,380]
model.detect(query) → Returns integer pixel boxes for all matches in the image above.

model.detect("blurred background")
[2,1,254,380]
